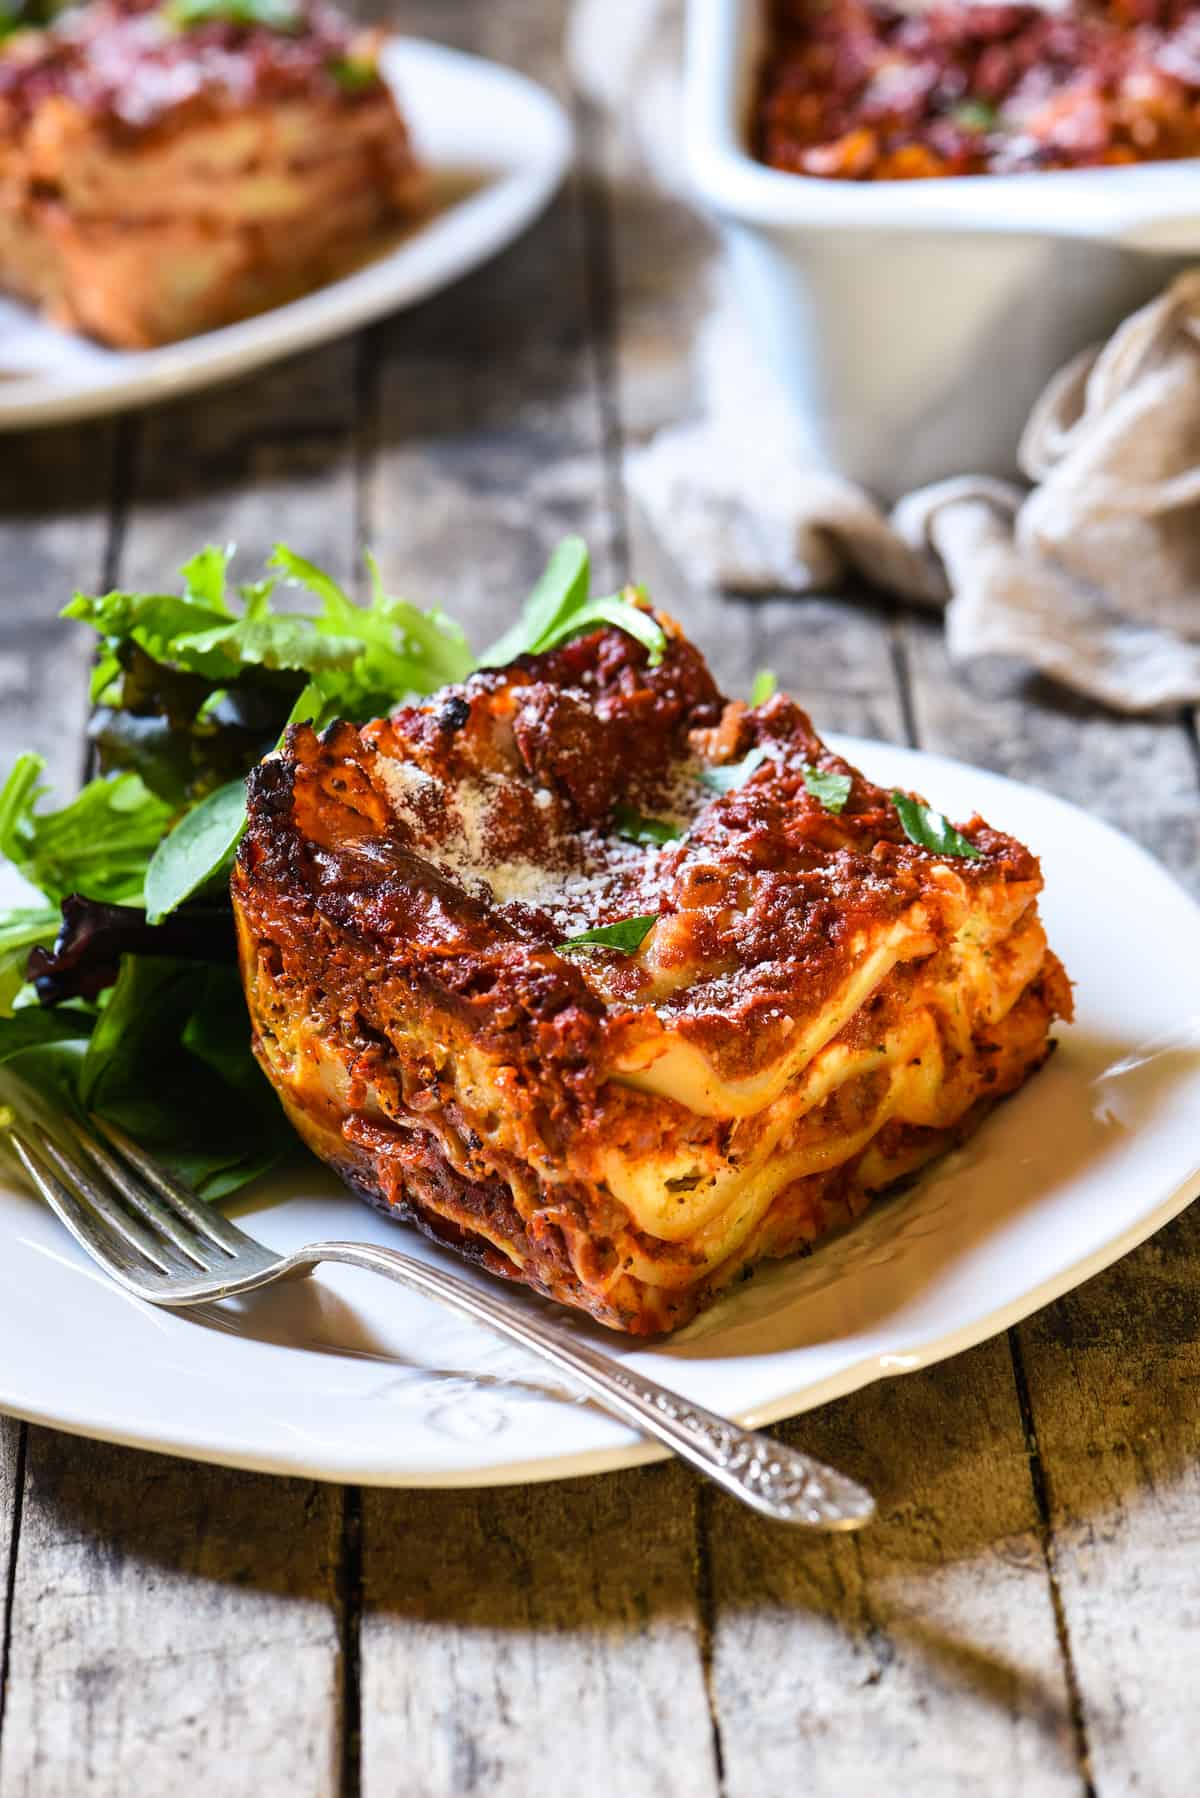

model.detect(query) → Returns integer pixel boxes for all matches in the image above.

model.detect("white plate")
[0,39,572,429]
[2,737,1199,1486]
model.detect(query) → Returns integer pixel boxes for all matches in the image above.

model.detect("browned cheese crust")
[0,0,422,345]
[233,616,1073,1334]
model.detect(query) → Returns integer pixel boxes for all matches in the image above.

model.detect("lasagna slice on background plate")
[0,0,423,347]
[233,608,1071,1335]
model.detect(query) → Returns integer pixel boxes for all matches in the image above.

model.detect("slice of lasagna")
[0,0,422,347]
[233,611,1072,1335]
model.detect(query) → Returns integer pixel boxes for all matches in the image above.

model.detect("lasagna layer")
[233,612,1072,1334]
[0,0,422,345]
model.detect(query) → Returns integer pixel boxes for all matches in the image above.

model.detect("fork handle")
[283,1240,874,1530]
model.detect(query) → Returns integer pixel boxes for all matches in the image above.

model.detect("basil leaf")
[481,538,591,668]
[750,669,777,706]
[480,541,667,670]
[328,56,379,90]
[952,100,998,132]
[802,765,852,814]
[892,792,982,860]
[699,745,768,795]
[612,806,681,847]
[165,0,302,30]
[557,914,659,956]
[143,778,247,925]
[541,592,666,667]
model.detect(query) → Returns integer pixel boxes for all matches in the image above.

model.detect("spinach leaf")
[558,914,659,956]
[0,1006,94,1064]
[143,778,247,925]
[802,765,852,814]
[79,956,293,1200]
[892,792,982,861]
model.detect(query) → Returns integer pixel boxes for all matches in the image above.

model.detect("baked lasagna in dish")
[757,0,1200,180]
[233,609,1071,1334]
[0,0,422,346]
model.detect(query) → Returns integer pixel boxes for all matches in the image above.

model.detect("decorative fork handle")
[278,1241,875,1530]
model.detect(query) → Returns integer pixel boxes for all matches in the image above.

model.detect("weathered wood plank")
[1016,1205,1200,1798]
[748,592,909,742]
[361,1463,718,1798]
[903,613,1200,899]
[118,346,360,593]
[0,422,116,794]
[709,1340,1082,1798]
[902,606,1200,1793]
[0,422,118,1764]
[0,1434,342,1798]
[0,1423,19,1735]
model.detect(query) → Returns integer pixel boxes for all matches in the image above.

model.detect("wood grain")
[361,1465,718,1798]
[904,612,1200,898]
[0,423,117,796]
[707,1341,1082,1798]
[1017,1206,1200,1797]
[0,1435,342,1798]
[0,1423,19,1740]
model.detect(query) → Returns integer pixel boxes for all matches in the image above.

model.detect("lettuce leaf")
[0,754,173,907]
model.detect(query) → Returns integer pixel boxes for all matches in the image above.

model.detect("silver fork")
[9,1116,875,1531]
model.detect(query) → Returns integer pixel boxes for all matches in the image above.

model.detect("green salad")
[0,537,663,1198]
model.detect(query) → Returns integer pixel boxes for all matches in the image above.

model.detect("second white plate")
[0,38,572,429]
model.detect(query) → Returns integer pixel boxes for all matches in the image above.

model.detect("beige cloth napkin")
[569,0,1200,715]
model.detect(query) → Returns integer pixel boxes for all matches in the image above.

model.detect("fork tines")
[9,1114,263,1295]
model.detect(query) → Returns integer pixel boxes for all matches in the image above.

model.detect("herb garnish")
[892,792,982,861]
[699,745,768,795]
[327,55,378,91]
[612,807,680,848]
[951,100,998,133]
[750,669,777,706]
[802,765,852,815]
[557,915,659,956]
[480,537,666,671]
[164,0,303,30]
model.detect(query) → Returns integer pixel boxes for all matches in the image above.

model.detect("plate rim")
[1,733,1198,1486]
[0,37,573,429]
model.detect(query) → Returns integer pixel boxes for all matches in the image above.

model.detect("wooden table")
[2,5,1199,1793]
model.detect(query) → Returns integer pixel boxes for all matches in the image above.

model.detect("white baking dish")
[685,0,1200,497]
